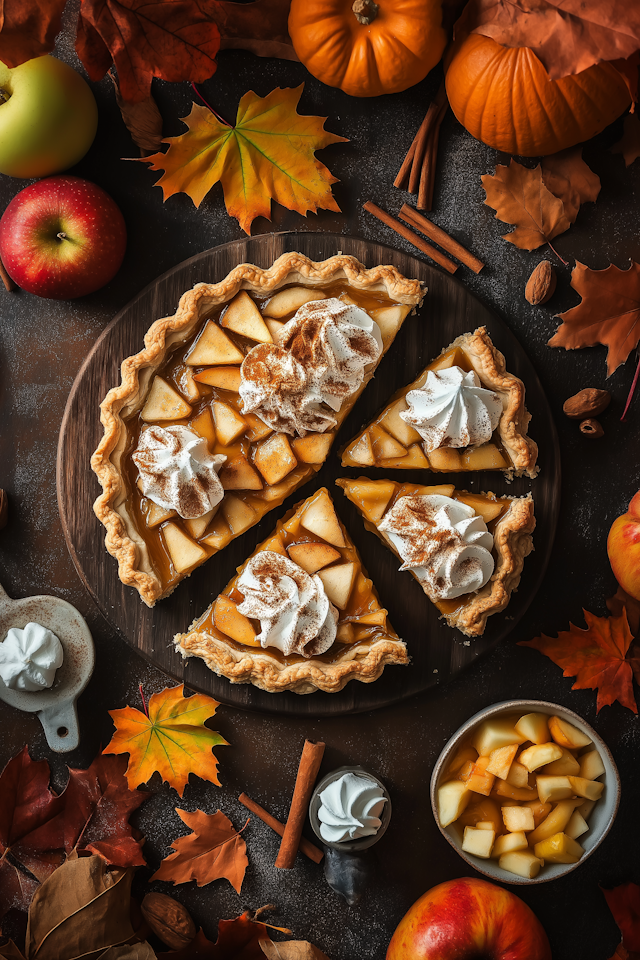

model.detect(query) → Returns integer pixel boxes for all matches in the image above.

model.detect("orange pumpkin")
[445,33,631,156]
[288,0,447,98]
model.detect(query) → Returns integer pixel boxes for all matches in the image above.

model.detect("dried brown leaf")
[612,113,640,167]
[217,0,298,60]
[25,856,134,960]
[549,260,640,375]
[481,159,570,250]
[0,0,67,67]
[109,70,163,155]
[150,809,248,892]
[458,0,640,79]
[261,941,332,959]
[541,148,600,224]
[100,945,157,960]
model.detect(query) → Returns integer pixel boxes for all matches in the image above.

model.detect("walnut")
[140,892,196,950]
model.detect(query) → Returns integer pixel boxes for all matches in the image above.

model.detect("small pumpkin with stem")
[288,0,447,98]
[444,33,631,156]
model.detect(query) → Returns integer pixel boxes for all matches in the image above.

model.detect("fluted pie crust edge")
[91,252,424,606]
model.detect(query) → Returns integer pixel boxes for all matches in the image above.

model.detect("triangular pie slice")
[340,327,538,479]
[173,487,408,694]
[92,252,423,606]
[337,478,535,638]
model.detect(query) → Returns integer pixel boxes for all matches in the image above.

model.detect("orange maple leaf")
[519,609,638,713]
[151,808,248,892]
[548,260,640,375]
[481,160,571,250]
[541,147,600,224]
[140,84,347,234]
[103,683,228,796]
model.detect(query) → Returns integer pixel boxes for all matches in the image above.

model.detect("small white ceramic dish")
[430,699,620,885]
[309,765,392,852]
[0,582,95,752]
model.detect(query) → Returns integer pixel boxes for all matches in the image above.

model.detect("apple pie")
[92,252,423,606]
[337,478,535,637]
[341,327,538,478]
[173,487,408,694]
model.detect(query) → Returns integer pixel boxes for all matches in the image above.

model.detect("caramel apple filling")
[185,488,401,667]
[122,283,411,592]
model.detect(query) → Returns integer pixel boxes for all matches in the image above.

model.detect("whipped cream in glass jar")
[379,494,495,600]
[400,366,502,451]
[239,297,382,436]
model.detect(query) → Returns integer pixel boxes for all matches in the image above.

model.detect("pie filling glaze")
[174,488,409,695]
[337,478,535,638]
[92,254,423,607]
[341,327,538,479]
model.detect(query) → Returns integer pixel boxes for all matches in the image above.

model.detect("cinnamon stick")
[275,739,325,869]
[239,793,323,864]
[0,257,16,292]
[399,204,485,273]
[418,98,448,211]
[408,102,439,195]
[394,135,417,189]
[363,201,458,274]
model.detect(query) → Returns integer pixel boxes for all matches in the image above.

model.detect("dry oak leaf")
[25,856,135,960]
[76,0,222,103]
[0,0,67,68]
[548,260,640,376]
[481,160,571,251]
[151,808,248,892]
[103,683,228,797]
[458,0,640,80]
[602,883,640,960]
[519,609,638,713]
[216,0,298,61]
[612,113,640,167]
[140,84,347,234]
[541,147,601,224]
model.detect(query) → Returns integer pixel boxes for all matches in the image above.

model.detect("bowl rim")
[429,699,621,885]
[309,764,392,851]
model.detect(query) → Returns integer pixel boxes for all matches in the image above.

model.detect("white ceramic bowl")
[430,700,620,884]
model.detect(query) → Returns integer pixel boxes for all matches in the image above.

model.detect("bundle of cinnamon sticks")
[395,82,448,211]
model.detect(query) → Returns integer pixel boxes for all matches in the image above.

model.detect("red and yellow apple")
[386,877,551,960]
[608,491,640,600]
[0,176,127,299]
[0,55,97,178]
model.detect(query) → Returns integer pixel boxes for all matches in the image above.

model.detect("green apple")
[0,55,98,178]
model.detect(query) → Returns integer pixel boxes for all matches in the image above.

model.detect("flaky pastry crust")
[91,252,424,606]
[449,327,538,479]
[173,633,409,695]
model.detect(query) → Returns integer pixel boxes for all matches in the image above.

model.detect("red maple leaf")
[519,609,638,713]
[156,911,267,959]
[602,883,640,959]
[0,0,67,68]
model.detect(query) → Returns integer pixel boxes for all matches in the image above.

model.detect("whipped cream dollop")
[317,772,387,843]
[239,298,382,436]
[236,551,338,657]
[400,366,502,451]
[133,425,226,519]
[0,622,64,692]
[378,494,495,601]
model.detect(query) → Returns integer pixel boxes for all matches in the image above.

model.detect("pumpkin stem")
[352,0,379,25]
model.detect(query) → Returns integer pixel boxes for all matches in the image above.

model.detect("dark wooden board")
[57,232,560,716]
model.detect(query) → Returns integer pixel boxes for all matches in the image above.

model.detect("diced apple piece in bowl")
[462,826,495,859]
[438,781,472,828]
[498,850,543,879]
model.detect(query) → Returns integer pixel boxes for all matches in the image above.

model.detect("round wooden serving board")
[57,233,560,716]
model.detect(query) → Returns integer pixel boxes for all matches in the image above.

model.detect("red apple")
[608,491,640,600]
[386,877,551,960]
[0,176,126,299]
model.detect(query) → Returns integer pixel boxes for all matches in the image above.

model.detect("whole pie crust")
[91,252,424,606]
[337,479,535,638]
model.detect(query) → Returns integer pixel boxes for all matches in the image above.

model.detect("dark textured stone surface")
[1,5,639,957]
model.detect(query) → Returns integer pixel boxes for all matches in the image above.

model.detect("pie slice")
[92,253,423,606]
[341,327,538,478]
[337,478,535,638]
[173,487,408,694]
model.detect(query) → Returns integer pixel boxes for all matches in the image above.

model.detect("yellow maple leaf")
[103,683,228,797]
[141,84,347,234]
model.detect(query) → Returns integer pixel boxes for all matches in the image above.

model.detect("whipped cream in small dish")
[237,551,338,658]
[239,297,382,436]
[379,494,495,601]
[317,771,387,844]
[133,424,226,519]
[401,366,502,451]
[0,622,64,692]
